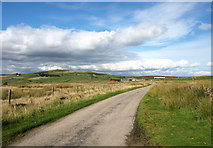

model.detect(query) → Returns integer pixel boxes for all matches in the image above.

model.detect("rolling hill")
[1,70,121,84]
[1,70,212,85]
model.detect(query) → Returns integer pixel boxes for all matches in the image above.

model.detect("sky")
[1,2,212,76]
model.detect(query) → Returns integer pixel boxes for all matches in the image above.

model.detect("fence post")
[52,87,54,95]
[77,86,78,93]
[8,89,11,105]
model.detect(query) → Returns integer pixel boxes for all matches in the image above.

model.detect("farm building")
[154,77,165,79]
[108,80,116,83]
[121,78,140,82]
[108,79,120,83]
[120,78,129,82]
[129,78,140,81]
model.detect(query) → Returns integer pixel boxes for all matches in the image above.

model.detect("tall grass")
[1,82,145,100]
[1,81,150,145]
[149,80,211,121]
[128,79,211,146]
[1,82,150,130]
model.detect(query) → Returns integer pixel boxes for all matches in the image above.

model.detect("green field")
[1,70,121,84]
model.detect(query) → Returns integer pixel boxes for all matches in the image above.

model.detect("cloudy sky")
[1,1,212,76]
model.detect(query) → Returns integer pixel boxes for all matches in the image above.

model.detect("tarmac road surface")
[11,84,154,146]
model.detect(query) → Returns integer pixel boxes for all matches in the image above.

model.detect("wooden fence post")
[8,89,11,105]
[52,87,54,95]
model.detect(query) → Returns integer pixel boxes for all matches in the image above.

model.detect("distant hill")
[1,70,211,84]
[1,70,121,84]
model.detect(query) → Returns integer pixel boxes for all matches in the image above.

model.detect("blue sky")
[1,2,212,76]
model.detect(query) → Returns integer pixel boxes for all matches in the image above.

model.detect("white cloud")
[39,65,63,71]
[190,71,211,76]
[207,62,213,66]
[134,3,195,23]
[69,59,189,71]
[1,23,164,55]
[133,3,197,45]
[1,24,112,53]
[115,23,166,46]
[1,23,166,74]
[68,58,209,76]
[198,23,212,30]
[190,62,200,67]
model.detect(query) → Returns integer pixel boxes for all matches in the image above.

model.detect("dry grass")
[1,81,150,124]
[128,79,211,146]
[51,70,86,74]
[149,80,211,120]
[29,77,49,80]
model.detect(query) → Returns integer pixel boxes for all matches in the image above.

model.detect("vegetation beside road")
[2,70,211,146]
[128,80,211,146]
[1,78,150,146]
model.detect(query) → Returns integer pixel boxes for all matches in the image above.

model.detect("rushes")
[1,87,50,100]
[149,80,211,120]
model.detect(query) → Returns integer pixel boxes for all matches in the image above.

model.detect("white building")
[154,77,165,79]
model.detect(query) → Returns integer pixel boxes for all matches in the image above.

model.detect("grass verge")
[2,85,147,146]
[127,92,211,146]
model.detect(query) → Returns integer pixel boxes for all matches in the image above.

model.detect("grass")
[164,76,212,81]
[2,81,148,127]
[2,84,149,146]
[128,80,211,146]
[1,82,145,105]
[1,70,121,84]
[2,70,211,84]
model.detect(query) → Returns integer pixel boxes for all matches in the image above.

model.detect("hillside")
[133,75,212,80]
[1,70,121,84]
[1,70,211,85]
